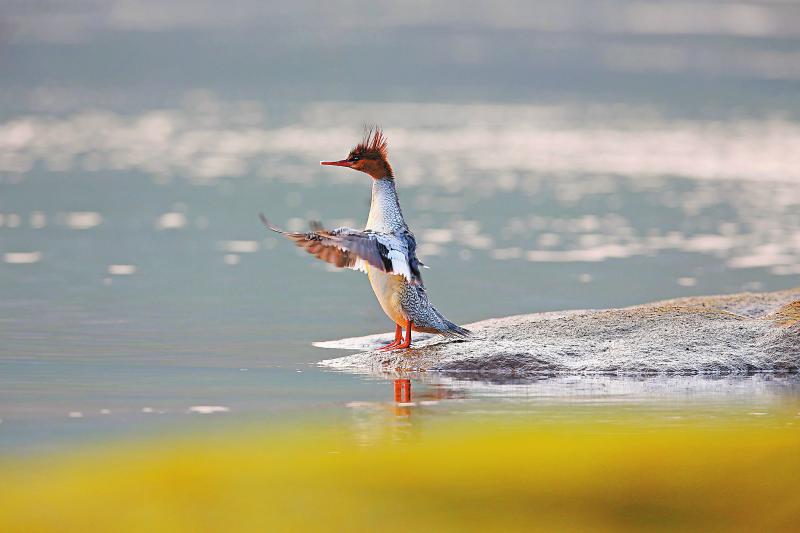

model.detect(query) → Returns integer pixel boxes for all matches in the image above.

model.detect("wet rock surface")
[318,289,800,375]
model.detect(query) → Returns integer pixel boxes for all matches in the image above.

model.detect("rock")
[318,289,800,375]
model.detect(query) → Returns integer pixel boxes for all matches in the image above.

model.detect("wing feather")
[260,214,421,284]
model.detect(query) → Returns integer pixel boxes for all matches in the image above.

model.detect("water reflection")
[343,372,800,445]
[392,378,411,403]
[4,99,800,185]
[382,372,800,400]
[340,373,800,444]
[3,99,799,282]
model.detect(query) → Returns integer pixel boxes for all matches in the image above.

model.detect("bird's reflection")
[393,378,467,403]
[348,375,472,445]
[393,378,412,417]
[393,378,411,402]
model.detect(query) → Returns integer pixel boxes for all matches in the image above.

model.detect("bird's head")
[321,127,393,180]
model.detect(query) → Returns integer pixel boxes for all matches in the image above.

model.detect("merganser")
[261,128,469,350]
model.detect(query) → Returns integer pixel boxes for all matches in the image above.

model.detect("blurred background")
[1,0,800,459]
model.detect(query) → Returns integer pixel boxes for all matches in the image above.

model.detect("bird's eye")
[350,156,360,162]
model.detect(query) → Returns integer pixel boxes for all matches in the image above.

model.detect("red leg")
[397,319,413,349]
[378,324,403,351]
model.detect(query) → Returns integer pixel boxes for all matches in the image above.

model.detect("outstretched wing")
[260,214,421,284]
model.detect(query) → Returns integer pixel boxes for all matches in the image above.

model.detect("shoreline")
[318,288,800,375]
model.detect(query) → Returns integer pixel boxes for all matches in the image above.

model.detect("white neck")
[366,178,406,233]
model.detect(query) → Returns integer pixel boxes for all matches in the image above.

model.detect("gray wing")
[260,214,421,284]
[398,229,425,280]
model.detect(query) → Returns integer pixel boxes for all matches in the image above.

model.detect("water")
[2,0,800,453]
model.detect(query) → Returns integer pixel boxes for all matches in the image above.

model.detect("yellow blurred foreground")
[2,416,799,532]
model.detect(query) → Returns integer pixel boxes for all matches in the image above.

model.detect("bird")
[260,127,469,350]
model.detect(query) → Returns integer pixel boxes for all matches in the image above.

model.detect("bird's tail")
[427,305,470,337]
[440,318,471,338]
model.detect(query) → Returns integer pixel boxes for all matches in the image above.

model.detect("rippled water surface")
[2,0,800,452]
